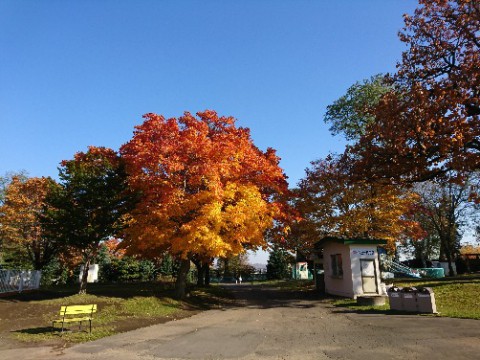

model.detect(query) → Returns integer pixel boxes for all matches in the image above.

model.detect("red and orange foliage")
[120,110,290,261]
[295,155,424,253]
[350,0,480,183]
[103,238,126,259]
[0,176,59,269]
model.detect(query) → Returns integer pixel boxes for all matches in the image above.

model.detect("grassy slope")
[3,282,231,345]
[393,275,480,319]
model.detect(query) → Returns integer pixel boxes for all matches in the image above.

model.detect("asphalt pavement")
[2,284,480,360]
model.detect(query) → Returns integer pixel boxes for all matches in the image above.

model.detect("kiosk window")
[331,254,343,277]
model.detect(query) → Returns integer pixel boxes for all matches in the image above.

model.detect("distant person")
[239,275,242,284]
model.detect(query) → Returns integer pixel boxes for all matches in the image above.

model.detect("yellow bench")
[52,304,97,334]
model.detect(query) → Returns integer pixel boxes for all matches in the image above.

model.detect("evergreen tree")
[266,247,293,280]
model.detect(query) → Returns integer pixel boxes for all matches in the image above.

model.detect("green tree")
[158,253,180,278]
[266,247,293,280]
[324,74,391,142]
[43,146,136,294]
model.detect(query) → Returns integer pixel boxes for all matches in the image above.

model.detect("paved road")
[4,284,480,360]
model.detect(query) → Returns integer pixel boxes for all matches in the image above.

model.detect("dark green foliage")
[0,246,33,270]
[96,242,158,283]
[40,257,71,286]
[158,253,180,277]
[324,74,391,141]
[100,256,158,283]
[44,154,132,251]
[42,147,138,293]
[267,247,293,280]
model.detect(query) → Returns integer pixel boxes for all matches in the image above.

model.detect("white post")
[19,272,24,292]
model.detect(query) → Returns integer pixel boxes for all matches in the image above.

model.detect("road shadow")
[221,284,324,309]
[0,282,177,303]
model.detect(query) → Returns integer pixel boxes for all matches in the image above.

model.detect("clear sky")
[0,1,418,263]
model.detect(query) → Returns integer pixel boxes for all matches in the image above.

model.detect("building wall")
[323,242,354,298]
[349,245,382,298]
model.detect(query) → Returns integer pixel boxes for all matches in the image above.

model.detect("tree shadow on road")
[222,284,324,309]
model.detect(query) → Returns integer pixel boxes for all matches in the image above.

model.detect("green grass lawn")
[393,275,480,319]
[332,274,480,320]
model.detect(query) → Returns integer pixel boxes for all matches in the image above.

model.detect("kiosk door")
[360,259,377,294]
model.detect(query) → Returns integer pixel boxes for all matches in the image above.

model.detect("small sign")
[352,249,375,256]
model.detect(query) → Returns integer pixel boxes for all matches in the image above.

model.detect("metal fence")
[0,270,42,294]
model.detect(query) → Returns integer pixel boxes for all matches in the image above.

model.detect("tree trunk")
[445,247,455,277]
[196,262,205,286]
[79,256,91,294]
[204,263,210,286]
[174,259,191,299]
[223,258,230,277]
[440,235,455,277]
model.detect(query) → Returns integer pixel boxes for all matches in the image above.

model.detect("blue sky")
[0,1,418,262]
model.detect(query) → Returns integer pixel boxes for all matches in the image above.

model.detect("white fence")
[0,270,42,294]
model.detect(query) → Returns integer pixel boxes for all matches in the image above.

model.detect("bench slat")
[53,304,97,334]
[59,304,97,316]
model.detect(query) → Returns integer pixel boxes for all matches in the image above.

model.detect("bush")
[40,258,72,286]
[99,257,158,283]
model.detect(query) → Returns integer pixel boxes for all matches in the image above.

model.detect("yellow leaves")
[123,180,276,259]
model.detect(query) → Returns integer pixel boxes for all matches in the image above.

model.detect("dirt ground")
[2,284,480,360]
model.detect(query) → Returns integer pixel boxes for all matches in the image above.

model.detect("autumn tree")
[120,110,290,298]
[350,0,480,183]
[411,179,474,275]
[0,171,27,265]
[43,146,135,293]
[460,243,480,255]
[0,171,28,206]
[0,176,60,270]
[295,154,423,253]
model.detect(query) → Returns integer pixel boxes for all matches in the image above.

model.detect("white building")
[314,237,387,299]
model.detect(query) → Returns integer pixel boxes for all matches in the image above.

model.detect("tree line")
[1,1,479,295]
[0,111,292,298]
